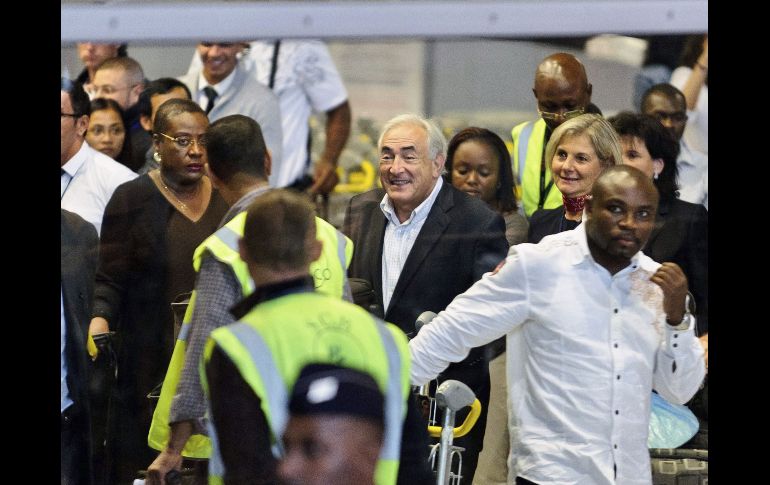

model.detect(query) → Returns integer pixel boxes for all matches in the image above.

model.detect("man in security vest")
[278,364,388,485]
[146,114,353,484]
[512,52,593,217]
[202,190,429,485]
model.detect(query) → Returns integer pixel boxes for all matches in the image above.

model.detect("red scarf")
[563,194,590,214]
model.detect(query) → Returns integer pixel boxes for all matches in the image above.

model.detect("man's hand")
[649,262,689,325]
[146,449,183,485]
[309,160,339,195]
[89,316,109,336]
[699,333,708,372]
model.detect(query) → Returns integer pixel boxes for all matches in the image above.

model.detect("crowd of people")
[61,38,707,485]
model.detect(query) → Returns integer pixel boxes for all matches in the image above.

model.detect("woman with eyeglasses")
[527,113,621,243]
[90,98,227,484]
[86,98,133,169]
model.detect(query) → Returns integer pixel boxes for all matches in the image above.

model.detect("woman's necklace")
[157,172,202,218]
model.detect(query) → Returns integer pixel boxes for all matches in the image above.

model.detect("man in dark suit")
[342,114,509,479]
[61,208,99,485]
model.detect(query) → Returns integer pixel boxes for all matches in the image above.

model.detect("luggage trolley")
[416,379,481,485]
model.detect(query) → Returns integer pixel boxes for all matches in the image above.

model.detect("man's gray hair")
[378,113,447,161]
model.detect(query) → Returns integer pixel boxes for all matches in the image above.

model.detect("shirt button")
[614,343,619,348]
[673,334,678,338]
[615,410,619,415]
[673,343,678,348]
[614,444,618,449]
[616,375,621,380]
[614,308,618,314]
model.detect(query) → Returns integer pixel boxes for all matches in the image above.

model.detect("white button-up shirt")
[409,223,705,485]
[379,177,443,312]
[61,142,137,235]
[676,140,708,210]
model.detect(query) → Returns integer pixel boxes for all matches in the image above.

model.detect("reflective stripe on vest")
[372,323,404,484]
[517,121,535,186]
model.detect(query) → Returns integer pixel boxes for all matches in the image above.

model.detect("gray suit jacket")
[179,64,284,174]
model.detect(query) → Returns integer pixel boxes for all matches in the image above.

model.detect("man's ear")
[307,238,322,264]
[433,153,446,177]
[238,238,250,264]
[130,82,144,103]
[264,149,272,178]
[140,114,152,132]
[77,115,90,138]
[207,164,222,190]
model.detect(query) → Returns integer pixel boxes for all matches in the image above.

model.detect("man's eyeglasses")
[61,111,82,118]
[84,84,137,98]
[539,108,585,121]
[651,111,688,123]
[157,132,207,149]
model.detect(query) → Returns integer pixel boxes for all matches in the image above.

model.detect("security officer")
[146,115,352,483]
[202,190,430,485]
[512,52,592,217]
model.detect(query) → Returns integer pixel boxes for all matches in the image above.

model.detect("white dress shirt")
[670,67,708,155]
[379,177,443,312]
[61,142,137,235]
[676,140,708,210]
[409,223,705,485]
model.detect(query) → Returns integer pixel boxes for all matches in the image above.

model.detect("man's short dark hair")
[641,83,687,113]
[61,77,91,117]
[138,78,192,118]
[242,190,315,272]
[204,114,268,182]
[153,98,205,135]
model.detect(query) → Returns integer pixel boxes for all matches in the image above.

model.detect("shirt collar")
[61,141,91,177]
[379,176,443,226]
[198,67,236,98]
[229,276,315,319]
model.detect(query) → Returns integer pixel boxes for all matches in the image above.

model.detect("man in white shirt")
[61,78,137,235]
[641,83,708,209]
[409,165,705,485]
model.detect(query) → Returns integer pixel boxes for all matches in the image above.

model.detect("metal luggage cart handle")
[427,398,481,438]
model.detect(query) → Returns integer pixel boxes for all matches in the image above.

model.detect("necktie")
[203,87,218,115]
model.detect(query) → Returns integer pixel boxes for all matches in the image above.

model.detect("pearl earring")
[653,172,659,180]
[153,152,162,163]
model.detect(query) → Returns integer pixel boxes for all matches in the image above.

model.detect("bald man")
[410,165,705,485]
[512,53,593,218]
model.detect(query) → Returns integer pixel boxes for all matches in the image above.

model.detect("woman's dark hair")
[445,127,518,213]
[608,111,680,202]
[89,97,133,165]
